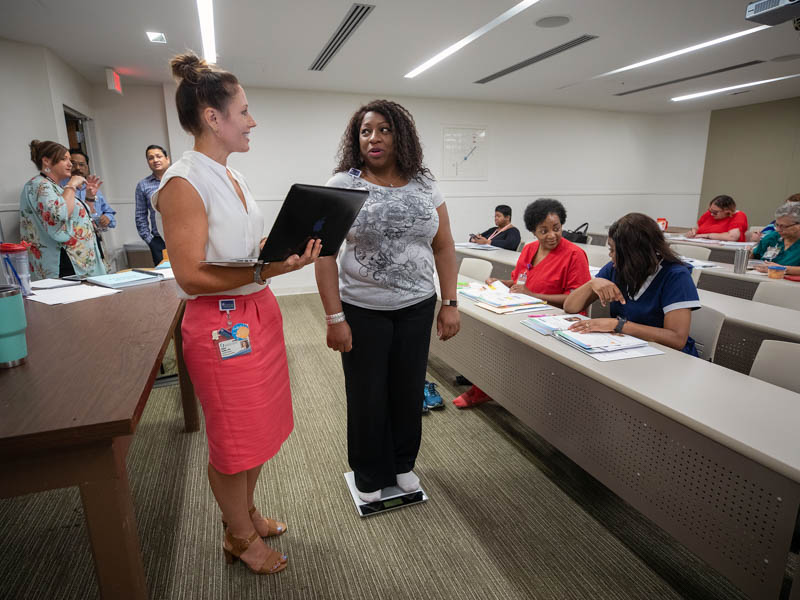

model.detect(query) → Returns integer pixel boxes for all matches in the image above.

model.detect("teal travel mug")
[0,285,27,368]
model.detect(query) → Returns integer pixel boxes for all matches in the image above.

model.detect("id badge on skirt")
[212,299,252,360]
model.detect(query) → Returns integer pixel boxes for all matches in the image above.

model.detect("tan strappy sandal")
[222,506,288,537]
[222,529,288,574]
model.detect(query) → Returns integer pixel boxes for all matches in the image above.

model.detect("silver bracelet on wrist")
[325,311,346,325]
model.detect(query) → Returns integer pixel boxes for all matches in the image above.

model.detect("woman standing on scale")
[316,100,460,503]
[154,53,321,575]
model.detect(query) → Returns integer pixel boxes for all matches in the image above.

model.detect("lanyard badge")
[213,299,252,360]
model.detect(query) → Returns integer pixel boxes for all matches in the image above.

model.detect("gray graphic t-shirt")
[326,171,444,310]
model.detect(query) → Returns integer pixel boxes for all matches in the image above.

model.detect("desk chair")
[582,245,611,268]
[585,235,593,245]
[671,243,712,261]
[690,268,702,285]
[750,340,800,394]
[752,281,800,310]
[517,240,527,252]
[689,306,725,362]
[459,258,493,282]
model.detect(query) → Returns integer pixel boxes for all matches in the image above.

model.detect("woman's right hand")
[67,175,85,189]
[590,277,625,306]
[327,321,352,352]
[685,228,697,238]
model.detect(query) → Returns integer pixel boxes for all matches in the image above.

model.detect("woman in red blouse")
[687,195,748,242]
[454,198,591,408]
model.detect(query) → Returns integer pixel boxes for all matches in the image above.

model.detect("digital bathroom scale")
[344,471,428,518]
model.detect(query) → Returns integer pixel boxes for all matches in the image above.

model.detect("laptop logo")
[313,217,325,233]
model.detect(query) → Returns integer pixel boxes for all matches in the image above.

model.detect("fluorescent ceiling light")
[599,25,770,77]
[671,73,800,101]
[146,31,167,43]
[404,0,542,79]
[196,0,217,63]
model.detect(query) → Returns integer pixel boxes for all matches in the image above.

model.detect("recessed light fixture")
[535,16,570,28]
[598,25,770,77]
[146,31,167,43]
[196,0,217,63]
[671,73,800,101]
[404,0,543,79]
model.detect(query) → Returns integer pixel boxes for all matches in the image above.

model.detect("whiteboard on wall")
[441,125,488,180]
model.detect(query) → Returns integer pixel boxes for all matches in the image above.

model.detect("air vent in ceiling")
[475,35,598,84]
[309,3,374,71]
[614,60,763,96]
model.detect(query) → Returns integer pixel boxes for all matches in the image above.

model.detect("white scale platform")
[344,471,428,517]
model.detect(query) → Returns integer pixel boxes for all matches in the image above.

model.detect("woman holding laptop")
[154,53,320,576]
[315,99,460,503]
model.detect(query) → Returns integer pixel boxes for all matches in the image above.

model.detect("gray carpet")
[0,293,772,599]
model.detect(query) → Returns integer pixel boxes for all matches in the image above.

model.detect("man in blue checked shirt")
[135,144,171,265]
[62,149,115,259]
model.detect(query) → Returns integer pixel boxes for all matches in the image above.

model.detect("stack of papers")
[27,284,121,305]
[680,257,718,269]
[521,314,663,361]
[454,242,501,251]
[30,278,82,290]
[458,282,549,314]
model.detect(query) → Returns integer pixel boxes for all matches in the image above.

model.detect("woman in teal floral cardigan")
[20,140,106,280]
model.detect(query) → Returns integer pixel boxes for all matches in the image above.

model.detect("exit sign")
[105,68,123,95]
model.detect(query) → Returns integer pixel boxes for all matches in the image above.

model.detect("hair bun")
[29,139,41,163]
[170,52,209,84]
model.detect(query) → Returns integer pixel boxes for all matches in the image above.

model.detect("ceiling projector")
[746,0,800,25]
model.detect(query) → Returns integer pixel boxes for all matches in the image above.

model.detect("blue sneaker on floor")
[423,381,444,410]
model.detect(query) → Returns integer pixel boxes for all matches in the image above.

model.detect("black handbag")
[562,222,589,244]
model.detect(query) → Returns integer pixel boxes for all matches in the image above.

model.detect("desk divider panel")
[697,273,758,300]
[431,311,800,600]
[714,322,795,375]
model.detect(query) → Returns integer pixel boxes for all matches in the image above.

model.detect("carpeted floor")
[0,293,777,599]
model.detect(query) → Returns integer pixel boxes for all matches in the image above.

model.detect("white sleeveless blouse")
[152,150,265,299]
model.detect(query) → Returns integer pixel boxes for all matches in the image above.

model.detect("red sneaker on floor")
[452,385,491,409]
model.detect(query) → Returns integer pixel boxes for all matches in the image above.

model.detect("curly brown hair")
[333,99,433,181]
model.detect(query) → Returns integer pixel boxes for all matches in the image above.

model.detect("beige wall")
[700,96,800,228]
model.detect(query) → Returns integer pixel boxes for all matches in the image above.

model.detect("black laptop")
[203,184,367,266]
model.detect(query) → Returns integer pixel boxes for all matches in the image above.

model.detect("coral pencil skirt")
[181,286,293,474]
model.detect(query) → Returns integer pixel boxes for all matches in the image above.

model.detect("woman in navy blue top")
[563,213,701,356]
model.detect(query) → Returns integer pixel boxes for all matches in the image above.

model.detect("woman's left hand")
[568,318,617,333]
[85,175,102,197]
[437,307,460,341]
[259,237,267,250]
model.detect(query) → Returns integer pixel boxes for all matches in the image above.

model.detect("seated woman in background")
[454,198,591,408]
[751,201,800,276]
[469,204,521,250]
[749,193,800,242]
[686,194,748,242]
[563,213,700,356]
[20,140,106,280]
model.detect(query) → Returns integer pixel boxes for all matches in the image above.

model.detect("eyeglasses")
[775,222,800,231]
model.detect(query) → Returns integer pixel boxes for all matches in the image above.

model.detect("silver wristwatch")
[253,261,267,285]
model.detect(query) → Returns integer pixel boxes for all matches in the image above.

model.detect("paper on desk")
[454,242,500,251]
[26,284,121,305]
[587,346,664,361]
[29,278,82,289]
[680,257,719,269]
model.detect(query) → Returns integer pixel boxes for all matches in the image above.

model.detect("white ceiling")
[3,0,800,113]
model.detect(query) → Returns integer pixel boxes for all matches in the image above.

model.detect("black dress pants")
[341,294,436,493]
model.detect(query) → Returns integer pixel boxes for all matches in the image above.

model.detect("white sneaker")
[396,471,420,492]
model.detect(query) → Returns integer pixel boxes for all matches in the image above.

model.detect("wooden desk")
[0,280,198,599]
[455,246,520,280]
[698,289,800,373]
[431,294,800,600]
[697,264,800,302]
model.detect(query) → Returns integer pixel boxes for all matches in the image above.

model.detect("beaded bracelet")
[325,312,346,325]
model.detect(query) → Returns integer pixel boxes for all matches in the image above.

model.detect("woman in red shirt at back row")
[686,194,748,242]
[454,198,591,408]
